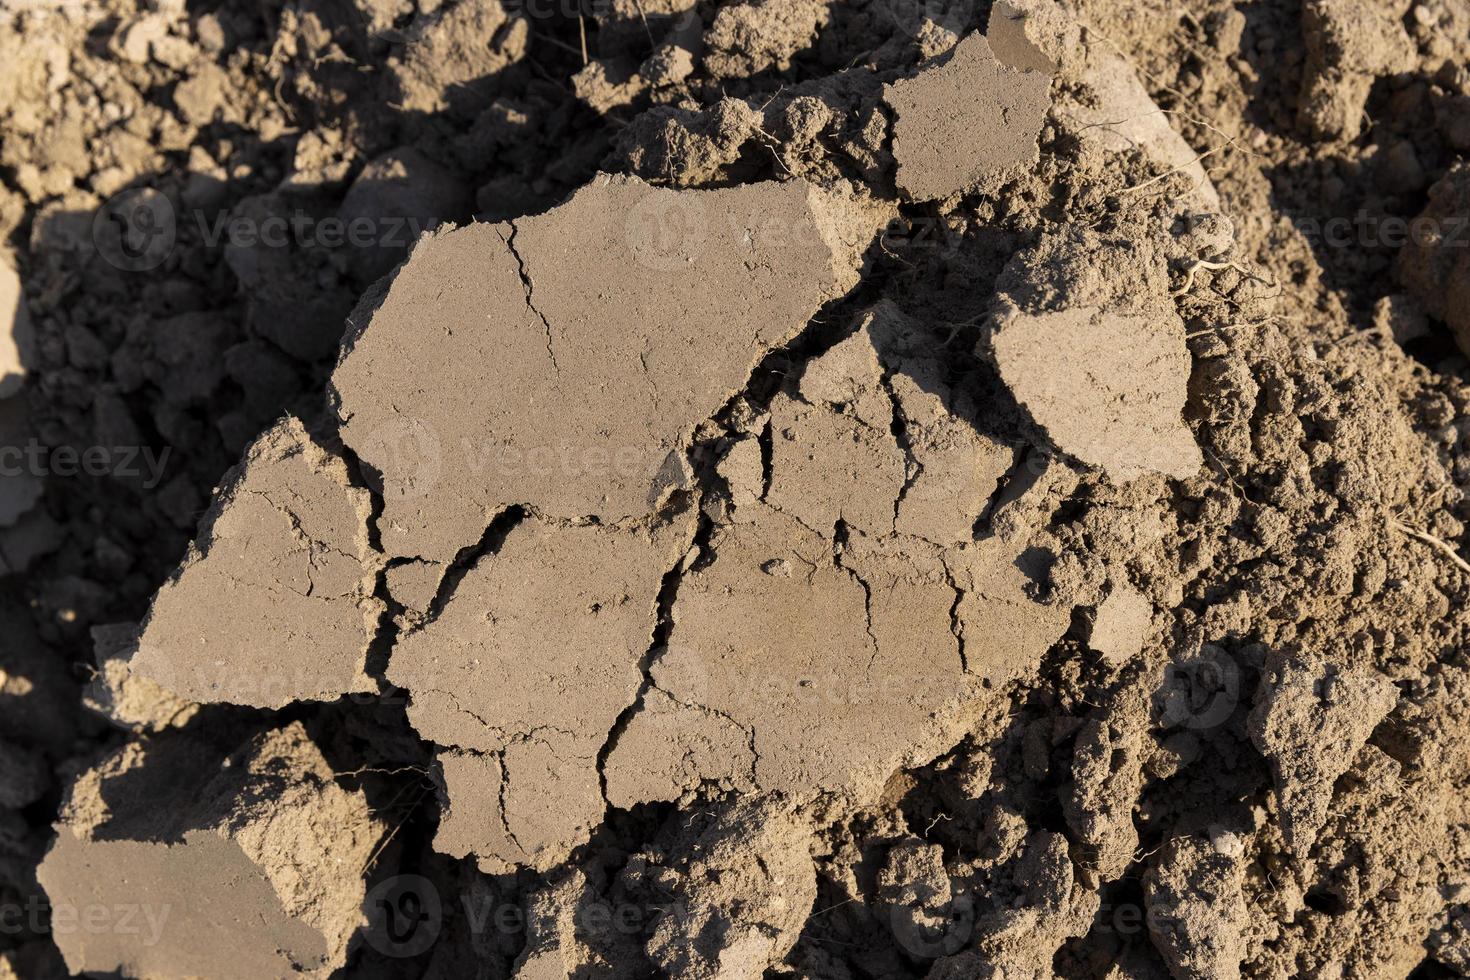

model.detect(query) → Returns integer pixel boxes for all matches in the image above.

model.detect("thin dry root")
[1391,517,1470,576]
[1171,259,1273,298]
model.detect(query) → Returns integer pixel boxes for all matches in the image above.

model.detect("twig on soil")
[1185,322,1250,339]
[578,14,589,65]
[1203,446,1248,499]
[1170,259,1273,297]
[878,232,918,269]
[933,311,990,347]
[535,31,587,60]
[749,124,794,177]
[631,0,655,47]
[1250,869,1282,912]
[361,783,434,875]
[1390,517,1470,576]
[757,85,787,112]
[806,897,857,921]
[923,812,952,836]
[525,56,573,91]
[1122,142,1232,195]
[335,764,429,779]
[1131,841,1164,864]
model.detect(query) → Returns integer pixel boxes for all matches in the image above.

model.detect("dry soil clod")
[1398,164,1470,358]
[391,511,697,872]
[37,723,383,979]
[883,32,1051,201]
[8,0,1470,974]
[331,174,875,562]
[131,417,383,709]
[1247,648,1399,853]
[991,304,1203,483]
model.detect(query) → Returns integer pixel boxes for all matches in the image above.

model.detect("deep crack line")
[832,520,880,670]
[939,556,969,674]
[595,499,713,810]
[503,221,559,374]
[973,442,1033,540]
[493,748,525,854]
[878,369,924,533]
[410,506,525,636]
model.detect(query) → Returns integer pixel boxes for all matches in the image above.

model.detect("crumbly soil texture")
[2,0,1470,978]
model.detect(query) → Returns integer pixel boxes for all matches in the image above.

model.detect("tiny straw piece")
[1391,517,1470,576]
[578,14,589,65]
[1171,259,1273,297]
[631,0,655,47]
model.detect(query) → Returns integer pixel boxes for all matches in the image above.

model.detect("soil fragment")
[884,33,1051,200]
[992,305,1202,482]
[37,724,382,979]
[132,417,383,708]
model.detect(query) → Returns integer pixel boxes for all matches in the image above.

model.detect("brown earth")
[2,0,1470,978]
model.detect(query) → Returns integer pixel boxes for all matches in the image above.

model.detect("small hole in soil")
[1304,888,1348,915]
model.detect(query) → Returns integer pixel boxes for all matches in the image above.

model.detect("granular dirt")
[1,1,1469,978]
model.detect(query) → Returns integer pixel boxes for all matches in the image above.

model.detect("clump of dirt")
[2,0,1470,978]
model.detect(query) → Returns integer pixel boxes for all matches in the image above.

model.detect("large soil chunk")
[391,0,530,117]
[1087,584,1153,665]
[884,32,1051,200]
[1247,649,1398,852]
[604,317,1069,809]
[1000,0,1221,210]
[985,0,1062,74]
[992,305,1202,482]
[390,512,696,870]
[1144,832,1250,980]
[37,723,382,979]
[1297,0,1416,140]
[332,175,868,561]
[703,0,828,79]
[608,507,971,802]
[0,253,33,399]
[131,417,383,708]
[1398,165,1470,356]
[627,799,816,980]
